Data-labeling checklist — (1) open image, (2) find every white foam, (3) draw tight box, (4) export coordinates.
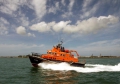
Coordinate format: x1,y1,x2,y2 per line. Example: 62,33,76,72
38,62,120,73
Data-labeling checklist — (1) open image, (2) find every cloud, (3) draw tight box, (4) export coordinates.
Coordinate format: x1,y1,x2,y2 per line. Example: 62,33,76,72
0,24,8,35
16,12,29,27
0,0,18,15
80,0,99,19
16,26,26,35
0,0,47,27
48,1,60,14
75,15,119,34
32,0,47,18
30,15,119,34
61,0,65,6
0,39,119,56
30,22,51,32
0,0,27,15
80,0,120,19
73,39,120,56
52,21,71,32
28,33,36,37
16,26,35,37
0,17,9,25
30,21,71,33
48,6,57,14
82,0,93,11
0,17,9,35
0,43,45,56
68,0,75,12
61,0,75,18
61,12,73,18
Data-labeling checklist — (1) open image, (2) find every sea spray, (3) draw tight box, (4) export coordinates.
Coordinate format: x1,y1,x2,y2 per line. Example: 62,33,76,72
38,62,120,73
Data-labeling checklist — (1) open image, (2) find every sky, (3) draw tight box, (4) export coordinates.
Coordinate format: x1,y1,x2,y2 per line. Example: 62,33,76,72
0,0,120,56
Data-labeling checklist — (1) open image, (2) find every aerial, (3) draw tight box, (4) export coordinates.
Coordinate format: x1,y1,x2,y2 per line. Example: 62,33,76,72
0,0,120,56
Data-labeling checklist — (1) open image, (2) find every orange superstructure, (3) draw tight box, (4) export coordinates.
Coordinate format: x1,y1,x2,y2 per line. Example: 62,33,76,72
41,43,79,63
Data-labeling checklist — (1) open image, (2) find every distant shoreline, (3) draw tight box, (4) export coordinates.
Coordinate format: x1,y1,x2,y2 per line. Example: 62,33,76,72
80,56,120,58
0,55,120,58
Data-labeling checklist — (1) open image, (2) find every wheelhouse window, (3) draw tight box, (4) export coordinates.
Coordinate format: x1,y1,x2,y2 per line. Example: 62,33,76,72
49,52,51,54
60,54,65,56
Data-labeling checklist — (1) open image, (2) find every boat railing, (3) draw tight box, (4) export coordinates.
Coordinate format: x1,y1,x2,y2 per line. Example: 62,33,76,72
31,52,42,56
69,50,80,58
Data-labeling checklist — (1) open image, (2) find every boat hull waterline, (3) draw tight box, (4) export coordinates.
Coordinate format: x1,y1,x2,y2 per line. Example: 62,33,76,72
29,56,85,67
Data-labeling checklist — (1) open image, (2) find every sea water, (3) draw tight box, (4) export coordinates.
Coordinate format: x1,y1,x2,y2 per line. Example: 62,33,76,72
0,58,120,84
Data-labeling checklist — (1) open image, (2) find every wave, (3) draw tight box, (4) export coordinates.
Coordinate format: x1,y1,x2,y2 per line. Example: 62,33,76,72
38,62,120,73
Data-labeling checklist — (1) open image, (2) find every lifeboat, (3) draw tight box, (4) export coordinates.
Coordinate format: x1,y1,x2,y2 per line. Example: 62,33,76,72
28,42,86,67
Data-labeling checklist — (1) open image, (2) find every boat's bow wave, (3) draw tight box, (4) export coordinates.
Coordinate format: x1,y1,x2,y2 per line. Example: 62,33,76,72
38,62,120,73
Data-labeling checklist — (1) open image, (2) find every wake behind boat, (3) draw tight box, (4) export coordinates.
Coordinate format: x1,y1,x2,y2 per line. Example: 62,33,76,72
28,41,86,67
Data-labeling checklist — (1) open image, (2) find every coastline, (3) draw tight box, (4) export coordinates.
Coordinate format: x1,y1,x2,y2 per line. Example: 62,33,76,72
0,55,120,58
